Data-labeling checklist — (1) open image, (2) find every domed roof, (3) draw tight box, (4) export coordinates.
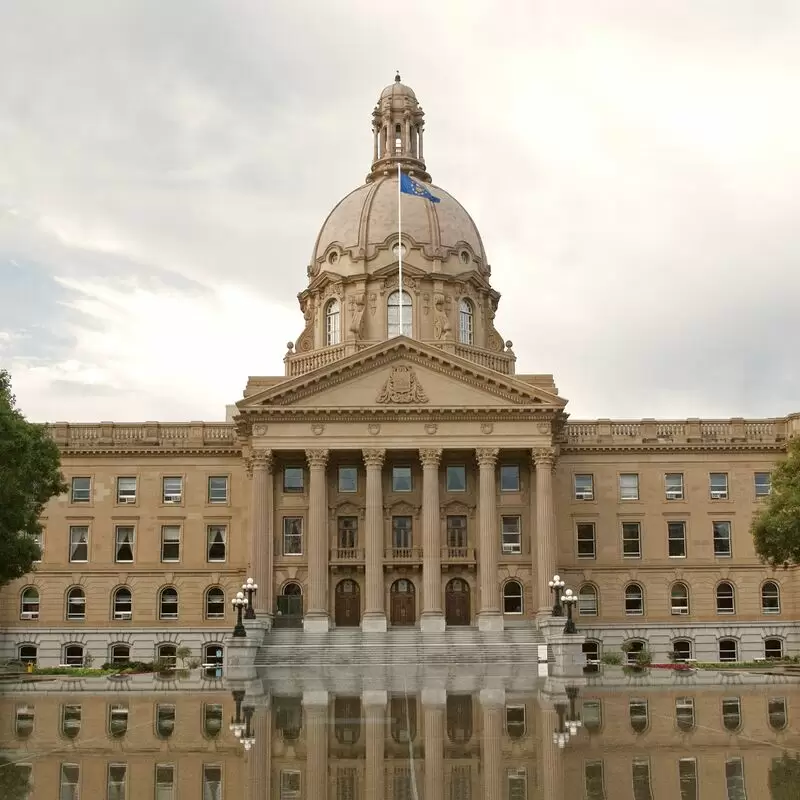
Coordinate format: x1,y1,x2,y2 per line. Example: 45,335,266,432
380,75,417,101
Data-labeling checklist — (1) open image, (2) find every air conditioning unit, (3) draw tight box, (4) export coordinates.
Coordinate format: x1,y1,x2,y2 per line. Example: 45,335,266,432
666,490,683,499
120,496,136,504
164,495,181,504
575,490,593,500
710,490,727,499
671,607,689,615
20,611,38,620
115,611,132,620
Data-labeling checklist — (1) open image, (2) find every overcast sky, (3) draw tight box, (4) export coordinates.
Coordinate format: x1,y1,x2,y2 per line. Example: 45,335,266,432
1,0,799,423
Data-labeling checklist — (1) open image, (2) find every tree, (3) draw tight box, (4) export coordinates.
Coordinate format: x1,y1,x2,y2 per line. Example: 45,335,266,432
770,752,800,800
751,439,800,567
0,369,67,587
0,757,32,800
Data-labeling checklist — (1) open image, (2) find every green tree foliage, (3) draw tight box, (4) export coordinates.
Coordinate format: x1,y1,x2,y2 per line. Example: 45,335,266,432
770,752,800,800
752,439,800,567
0,369,67,587
0,757,32,800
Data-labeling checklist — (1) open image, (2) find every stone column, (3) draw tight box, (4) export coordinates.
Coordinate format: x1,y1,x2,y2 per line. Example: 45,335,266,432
305,449,330,632
480,689,505,800
422,689,446,800
534,447,558,616
538,705,564,800
304,691,329,800
419,124,424,159
246,702,271,800
476,448,502,631
363,690,387,800
362,449,387,632
420,448,445,632
249,449,273,623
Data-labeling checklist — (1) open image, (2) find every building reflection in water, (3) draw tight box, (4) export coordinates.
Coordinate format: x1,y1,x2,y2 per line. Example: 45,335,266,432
2,676,800,799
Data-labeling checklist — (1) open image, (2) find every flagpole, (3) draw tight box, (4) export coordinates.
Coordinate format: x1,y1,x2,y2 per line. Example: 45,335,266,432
397,162,403,334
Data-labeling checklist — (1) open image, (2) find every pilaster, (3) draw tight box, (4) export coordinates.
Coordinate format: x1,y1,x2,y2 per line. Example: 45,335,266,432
305,449,330,632
363,691,387,800
303,691,329,800
534,447,558,618
422,688,446,800
480,688,505,800
476,447,503,631
362,448,388,632
420,447,445,632
249,449,273,628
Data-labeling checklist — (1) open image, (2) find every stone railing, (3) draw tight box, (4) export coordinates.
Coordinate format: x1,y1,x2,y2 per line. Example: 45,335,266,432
442,342,515,375
330,547,365,562
385,547,423,561
441,546,476,562
47,422,238,449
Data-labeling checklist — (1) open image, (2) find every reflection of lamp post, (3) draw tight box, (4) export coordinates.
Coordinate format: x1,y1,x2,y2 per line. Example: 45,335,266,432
548,575,565,617
566,686,582,737
562,589,578,634
229,690,245,738
240,704,256,751
242,578,258,620
232,592,248,638
552,701,570,748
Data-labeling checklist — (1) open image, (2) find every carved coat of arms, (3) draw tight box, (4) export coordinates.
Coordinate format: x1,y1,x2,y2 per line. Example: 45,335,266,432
376,366,429,404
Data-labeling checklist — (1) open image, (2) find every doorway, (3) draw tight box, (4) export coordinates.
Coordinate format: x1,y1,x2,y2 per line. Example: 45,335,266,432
390,579,416,626
334,579,361,627
445,578,471,626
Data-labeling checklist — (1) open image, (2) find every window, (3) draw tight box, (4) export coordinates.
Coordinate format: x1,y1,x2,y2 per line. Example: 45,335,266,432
20,587,39,619
338,516,358,549
722,697,742,731
501,516,521,555
60,764,80,800
15,704,34,738
208,476,228,503
668,521,687,557
577,523,596,558
203,703,224,738
665,472,684,500
161,525,181,562
30,529,43,561
507,768,527,800
206,587,225,619
458,299,474,344
622,521,641,558
159,587,178,620
765,637,784,660
446,465,466,492
325,299,341,346
585,761,605,800
203,644,224,679
283,466,304,493
392,516,412,549
624,584,644,615
619,473,639,501
66,587,85,620
63,645,84,667
768,697,787,730
725,758,746,800
629,698,649,733
392,465,412,492
679,759,697,800
207,524,227,562
61,704,82,737
71,476,91,503
574,474,594,500
69,526,89,562
283,517,303,555
583,640,600,663
108,764,127,800
203,765,223,800
672,639,693,662
110,644,130,665
117,476,137,503
583,701,602,732
505,705,525,739
13,764,32,798
115,526,135,562
709,472,729,500
338,466,358,492
675,697,695,731
578,584,598,616
500,464,520,491
280,769,300,800
762,581,780,614
157,643,177,669
155,765,175,800
754,472,771,497
670,582,690,615
713,521,732,556
632,759,653,800
503,580,523,614
156,704,176,738
18,644,37,667
387,290,412,337
113,587,132,620
625,640,646,665
719,638,738,662
446,515,467,549
275,696,302,740
162,476,183,503
716,581,735,614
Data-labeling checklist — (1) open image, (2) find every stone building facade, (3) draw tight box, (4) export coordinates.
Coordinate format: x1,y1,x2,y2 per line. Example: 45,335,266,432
0,75,798,667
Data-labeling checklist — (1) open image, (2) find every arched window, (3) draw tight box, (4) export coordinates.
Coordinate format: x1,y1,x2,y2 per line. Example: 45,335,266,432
458,299,474,345
505,704,525,740
395,123,402,154
63,644,85,667
205,587,225,619
624,583,644,615
325,299,341,346
578,584,598,616
761,581,780,614
719,638,738,663
390,696,417,743
109,643,130,665
629,698,649,733
203,643,224,679
624,640,647,666
670,582,690,615
18,644,37,667
334,697,362,745
447,695,473,743
675,697,695,732
502,580,523,614
61,703,81,738
156,704,176,739
387,290,412,337
112,587,132,620
722,697,741,731
159,587,178,620
156,643,177,670
66,587,85,620
672,639,693,662
20,587,39,619
765,638,784,660
715,582,735,614
276,582,303,626
768,698,788,731
582,640,601,665
109,703,128,738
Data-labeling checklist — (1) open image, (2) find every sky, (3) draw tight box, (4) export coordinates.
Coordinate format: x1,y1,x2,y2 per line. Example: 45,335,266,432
1,0,799,422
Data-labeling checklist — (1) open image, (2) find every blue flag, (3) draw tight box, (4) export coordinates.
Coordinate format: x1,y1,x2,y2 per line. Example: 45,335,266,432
400,172,441,203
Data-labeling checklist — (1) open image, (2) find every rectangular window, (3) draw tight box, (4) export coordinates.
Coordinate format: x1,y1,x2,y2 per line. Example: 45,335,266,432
768,697,787,729
632,759,653,800
506,768,527,800
679,759,698,800
202,765,222,800
668,521,687,557
283,466,304,493
392,516,412,550
12,764,31,797
162,476,182,503
500,464,520,491
70,476,91,503
208,476,229,503
505,705,526,737
577,523,596,559
446,515,467,549
108,763,127,800
665,473,684,500
338,516,358,549
280,769,301,800
60,763,80,800
392,465,412,492
713,521,732,557
574,474,594,500
338,466,358,493
161,526,181,562
117,476,137,503
207,524,227,562
675,697,695,730
619,473,640,501
501,516,521,555
710,472,729,500
582,701,602,732
622,522,641,558
69,526,89,562
446,464,466,492
114,526,135,563
283,517,303,555
30,530,43,562
754,472,771,497
155,765,175,800
584,761,605,800
725,757,746,800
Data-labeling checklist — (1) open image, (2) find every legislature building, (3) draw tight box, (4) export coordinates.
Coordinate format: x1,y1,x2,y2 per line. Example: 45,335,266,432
2,75,798,669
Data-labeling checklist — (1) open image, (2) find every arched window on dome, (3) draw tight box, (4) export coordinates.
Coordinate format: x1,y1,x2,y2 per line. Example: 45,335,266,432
395,123,402,155
387,291,412,338
458,299,474,345
325,299,341,346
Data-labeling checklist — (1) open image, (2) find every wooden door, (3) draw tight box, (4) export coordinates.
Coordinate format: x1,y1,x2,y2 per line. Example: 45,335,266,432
390,580,416,626
445,579,471,626
335,580,361,627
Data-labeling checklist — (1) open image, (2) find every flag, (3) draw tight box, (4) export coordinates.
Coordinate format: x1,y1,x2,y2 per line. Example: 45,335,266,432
400,172,441,203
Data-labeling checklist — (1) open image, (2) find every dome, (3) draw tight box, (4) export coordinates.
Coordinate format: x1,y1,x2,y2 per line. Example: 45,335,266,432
380,79,417,102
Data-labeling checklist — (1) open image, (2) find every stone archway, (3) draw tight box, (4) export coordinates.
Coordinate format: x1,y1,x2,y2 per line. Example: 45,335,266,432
445,578,471,626
334,579,361,627
390,579,416,626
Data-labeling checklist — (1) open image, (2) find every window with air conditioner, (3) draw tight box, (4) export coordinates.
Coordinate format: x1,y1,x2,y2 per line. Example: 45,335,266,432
574,473,594,500
113,588,132,620
117,476,137,503
501,516,521,554
162,476,183,503
670,583,690,615
709,472,728,499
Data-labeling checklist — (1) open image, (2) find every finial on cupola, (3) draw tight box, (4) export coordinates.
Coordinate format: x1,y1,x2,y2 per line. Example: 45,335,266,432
395,71,401,82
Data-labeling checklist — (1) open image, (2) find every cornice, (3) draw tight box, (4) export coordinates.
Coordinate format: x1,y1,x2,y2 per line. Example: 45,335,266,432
240,408,563,422
560,442,787,455
56,446,242,458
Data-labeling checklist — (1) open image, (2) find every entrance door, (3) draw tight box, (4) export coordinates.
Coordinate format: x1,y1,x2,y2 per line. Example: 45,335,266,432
445,578,471,626
390,579,416,626
335,579,361,627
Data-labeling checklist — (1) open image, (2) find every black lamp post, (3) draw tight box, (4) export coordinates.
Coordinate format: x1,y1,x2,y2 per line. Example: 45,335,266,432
548,574,565,616
229,690,245,738
566,686,582,737
552,701,569,748
240,704,256,751
231,592,248,638
242,578,258,620
562,588,578,634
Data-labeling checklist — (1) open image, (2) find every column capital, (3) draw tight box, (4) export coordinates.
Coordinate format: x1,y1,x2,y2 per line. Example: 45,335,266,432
419,447,443,467
251,448,274,472
475,447,499,468
362,448,386,468
532,446,558,468
305,448,329,468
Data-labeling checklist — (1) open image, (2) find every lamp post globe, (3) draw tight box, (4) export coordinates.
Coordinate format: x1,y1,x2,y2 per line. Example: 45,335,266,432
562,588,578,634
231,591,248,638
242,578,258,620
548,574,565,617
